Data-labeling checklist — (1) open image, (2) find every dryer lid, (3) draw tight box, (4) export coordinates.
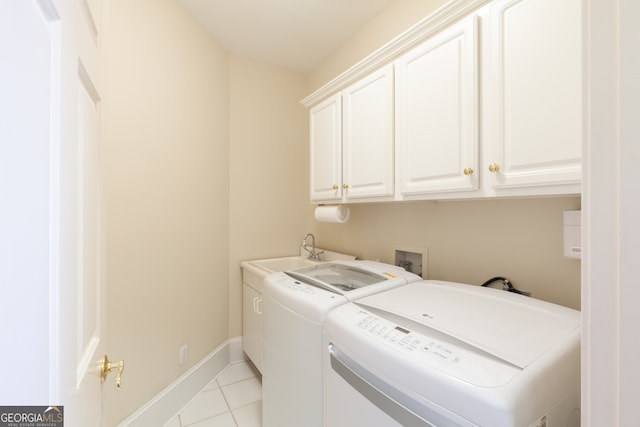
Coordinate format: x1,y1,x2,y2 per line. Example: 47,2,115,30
356,280,581,369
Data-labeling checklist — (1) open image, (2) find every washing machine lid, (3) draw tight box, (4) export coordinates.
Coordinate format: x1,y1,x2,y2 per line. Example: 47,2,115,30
285,262,390,294
356,280,581,369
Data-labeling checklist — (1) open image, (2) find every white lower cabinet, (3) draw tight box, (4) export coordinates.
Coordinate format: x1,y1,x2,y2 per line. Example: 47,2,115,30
241,268,262,372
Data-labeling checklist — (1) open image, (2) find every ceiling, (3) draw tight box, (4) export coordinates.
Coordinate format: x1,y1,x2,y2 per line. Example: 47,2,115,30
176,0,396,73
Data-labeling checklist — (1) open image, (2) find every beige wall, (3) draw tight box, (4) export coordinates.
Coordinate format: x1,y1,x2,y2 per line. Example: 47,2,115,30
228,55,314,338
101,0,230,424
99,0,582,423
316,198,581,310
308,0,449,92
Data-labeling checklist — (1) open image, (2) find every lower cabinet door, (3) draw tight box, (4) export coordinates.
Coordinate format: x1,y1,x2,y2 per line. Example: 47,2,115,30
242,283,262,372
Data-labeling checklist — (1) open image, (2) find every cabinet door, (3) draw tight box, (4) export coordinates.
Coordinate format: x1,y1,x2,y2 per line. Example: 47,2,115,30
310,93,342,201
342,64,395,200
483,0,582,193
395,15,479,197
242,283,262,372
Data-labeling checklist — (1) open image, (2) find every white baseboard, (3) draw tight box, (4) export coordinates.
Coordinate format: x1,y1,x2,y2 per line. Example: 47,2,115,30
118,337,245,427
228,336,245,363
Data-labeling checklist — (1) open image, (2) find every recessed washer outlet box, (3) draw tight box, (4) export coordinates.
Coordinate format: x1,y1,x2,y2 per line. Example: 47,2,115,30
394,246,429,278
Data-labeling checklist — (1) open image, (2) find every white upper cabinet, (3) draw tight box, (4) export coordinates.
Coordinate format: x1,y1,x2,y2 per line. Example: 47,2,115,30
310,65,394,202
342,65,394,200
395,15,479,197
310,94,342,201
304,0,582,203
482,0,582,195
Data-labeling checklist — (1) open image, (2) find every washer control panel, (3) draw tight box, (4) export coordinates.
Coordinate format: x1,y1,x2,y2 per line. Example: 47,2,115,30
274,275,340,299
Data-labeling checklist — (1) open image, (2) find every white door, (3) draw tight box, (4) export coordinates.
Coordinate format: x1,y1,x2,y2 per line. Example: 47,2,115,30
242,283,262,372
395,15,479,197
342,64,395,200
310,93,342,201
483,0,582,191
58,0,110,425
1,0,108,425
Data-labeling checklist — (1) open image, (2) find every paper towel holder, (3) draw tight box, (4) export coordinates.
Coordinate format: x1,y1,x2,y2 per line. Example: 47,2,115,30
315,204,350,223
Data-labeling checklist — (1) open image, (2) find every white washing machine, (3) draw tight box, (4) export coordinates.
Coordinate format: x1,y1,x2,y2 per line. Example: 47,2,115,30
261,260,421,427
323,280,581,427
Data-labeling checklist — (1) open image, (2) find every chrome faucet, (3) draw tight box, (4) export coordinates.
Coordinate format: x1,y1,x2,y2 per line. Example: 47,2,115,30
302,233,324,261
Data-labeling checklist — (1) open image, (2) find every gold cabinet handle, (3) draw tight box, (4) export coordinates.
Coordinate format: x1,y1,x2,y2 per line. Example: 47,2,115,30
463,167,474,176
488,163,500,173
332,184,339,190
343,184,349,189
100,355,125,388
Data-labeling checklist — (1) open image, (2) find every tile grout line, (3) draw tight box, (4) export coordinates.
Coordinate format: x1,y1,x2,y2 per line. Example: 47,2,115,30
176,362,260,427
217,378,240,427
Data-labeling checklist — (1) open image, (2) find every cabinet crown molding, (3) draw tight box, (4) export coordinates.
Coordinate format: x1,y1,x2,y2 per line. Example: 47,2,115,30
301,0,491,108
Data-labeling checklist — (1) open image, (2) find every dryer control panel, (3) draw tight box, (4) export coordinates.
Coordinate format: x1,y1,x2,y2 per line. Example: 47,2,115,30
334,304,521,387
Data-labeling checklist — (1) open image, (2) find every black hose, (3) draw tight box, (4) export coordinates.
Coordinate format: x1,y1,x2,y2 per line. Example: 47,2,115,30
480,276,531,296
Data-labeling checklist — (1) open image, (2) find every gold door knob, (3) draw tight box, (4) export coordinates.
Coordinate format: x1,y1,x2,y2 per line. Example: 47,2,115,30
463,167,474,176
343,184,349,189
488,163,500,173
332,184,338,190
100,355,125,388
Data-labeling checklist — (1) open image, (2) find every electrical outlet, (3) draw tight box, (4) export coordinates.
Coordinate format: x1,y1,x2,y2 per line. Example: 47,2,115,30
179,345,188,366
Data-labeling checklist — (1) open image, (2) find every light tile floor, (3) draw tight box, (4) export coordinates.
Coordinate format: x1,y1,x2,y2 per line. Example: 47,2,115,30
164,361,262,427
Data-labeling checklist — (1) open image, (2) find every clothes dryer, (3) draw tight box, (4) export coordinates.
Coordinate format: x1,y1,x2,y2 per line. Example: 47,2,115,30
261,260,420,427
